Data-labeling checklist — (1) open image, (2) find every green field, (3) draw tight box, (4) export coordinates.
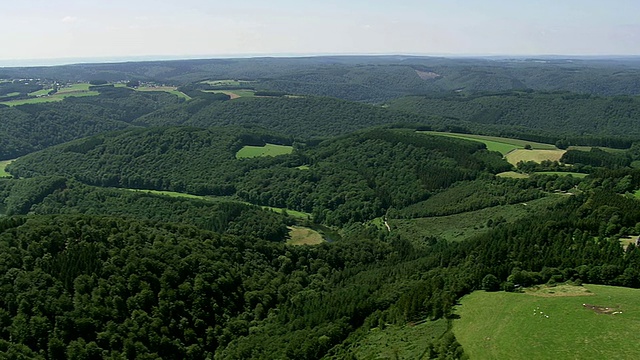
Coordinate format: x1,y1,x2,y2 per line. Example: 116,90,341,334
296,165,310,170
505,149,566,165
391,196,562,243
236,144,293,158
204,89,255,98
135,86,191,100
287,226,325,245
535,171,588,178
28,88,52,96
1,83,99,106
345,319,449,359
202,79,256,86
125,188,309,219
454,284,640,360
1,92,21,98
0,159,15,178
421,131,557,155
498,171,588,179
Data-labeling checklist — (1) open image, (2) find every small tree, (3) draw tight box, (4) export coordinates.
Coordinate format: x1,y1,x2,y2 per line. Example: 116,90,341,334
482,274,500,291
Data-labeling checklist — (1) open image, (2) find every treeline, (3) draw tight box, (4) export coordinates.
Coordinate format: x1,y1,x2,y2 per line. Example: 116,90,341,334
136,96,441,139
7,127,510,227
0,89,181,159
388,92,640,145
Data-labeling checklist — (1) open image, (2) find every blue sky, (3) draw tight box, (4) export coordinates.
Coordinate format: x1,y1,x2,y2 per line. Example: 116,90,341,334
1,0,638,64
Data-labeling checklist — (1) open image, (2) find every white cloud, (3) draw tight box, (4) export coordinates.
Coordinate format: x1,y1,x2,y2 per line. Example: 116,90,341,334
61,16,78,24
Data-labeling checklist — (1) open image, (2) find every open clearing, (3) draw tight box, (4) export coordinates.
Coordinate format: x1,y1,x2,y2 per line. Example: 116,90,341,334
124,188,309,219
134,86,191,100
346,319,449,359
236,144,293,159
0,159,15,178
201,79,256,86
505,149,566,165
204,89,255,99
1,83,99,106
287,226,325,245
421,131,556,155
498,171,588,179
391,196,562,243
619,235,638,250
454,284,640,360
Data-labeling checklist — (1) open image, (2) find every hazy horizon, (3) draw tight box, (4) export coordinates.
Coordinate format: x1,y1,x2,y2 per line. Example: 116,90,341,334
2,0,639,66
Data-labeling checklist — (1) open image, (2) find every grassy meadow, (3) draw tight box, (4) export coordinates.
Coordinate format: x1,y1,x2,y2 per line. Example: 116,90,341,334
286,226,325,245
236,144,293,159
0,159,15,178
505,149,566,165
420,131,556,155
454,284,640,360
498,171,588,179
202,79,256,86
134,86,191,100
1,83,99,106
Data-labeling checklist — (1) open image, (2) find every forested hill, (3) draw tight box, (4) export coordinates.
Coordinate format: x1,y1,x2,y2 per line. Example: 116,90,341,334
4,56,640,102
0,88,182,160
7,127,511,226
388,91,640,145
136,96,442,138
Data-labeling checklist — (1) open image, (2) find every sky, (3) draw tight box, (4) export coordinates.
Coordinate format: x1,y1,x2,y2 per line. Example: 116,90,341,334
1,0,639,65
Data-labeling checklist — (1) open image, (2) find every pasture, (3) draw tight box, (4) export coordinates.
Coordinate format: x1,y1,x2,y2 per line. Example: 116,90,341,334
420,131,556,155
204,89,255,99
235,144,293,159
134,86,191,100
1,83,99,106
454,284,640,360
202,79,256,86
505,149,566,165
287,226,325,245
498,171,588,179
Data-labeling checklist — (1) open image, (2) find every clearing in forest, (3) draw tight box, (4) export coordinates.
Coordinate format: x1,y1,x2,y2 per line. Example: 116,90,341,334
505,149,566,165
0,159,15,178
235,144,293,159
454,284,640,360
420,131,556,155
287,226,325,245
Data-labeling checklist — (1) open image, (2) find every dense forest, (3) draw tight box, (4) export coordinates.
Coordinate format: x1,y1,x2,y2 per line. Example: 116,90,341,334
2,56,640,359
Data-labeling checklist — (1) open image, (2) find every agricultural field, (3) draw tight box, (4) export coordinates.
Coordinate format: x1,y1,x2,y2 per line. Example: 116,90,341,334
454,284,640,360
204,89,255,99
498,171,588,179
0,83,99,106
201,79,256,86
134,86,191,100
391,196,563,243
420,131,557,155
235,143,293,158
0,159,15,178
505,149,566,165
345,319,449,359
286,225,325,245
28,88,52,96
125,188,309,219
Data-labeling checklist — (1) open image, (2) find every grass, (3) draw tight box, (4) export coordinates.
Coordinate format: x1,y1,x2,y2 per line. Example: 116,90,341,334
391,196,563,243
0,159,15,178
1,83,99,106
125,188,310,219
421,131,556,155
346,319,449,359
236,144,293,159
135,86,191,100
535,171,588,178
1,92,21,98
296,165,310,170
496,171,530,179
568,145,625,153
287,226,325,245
454,284,640,360
505,149,566,165
619,235,638,250
204,89,255,99
28,88,52,97
201,79,256,86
